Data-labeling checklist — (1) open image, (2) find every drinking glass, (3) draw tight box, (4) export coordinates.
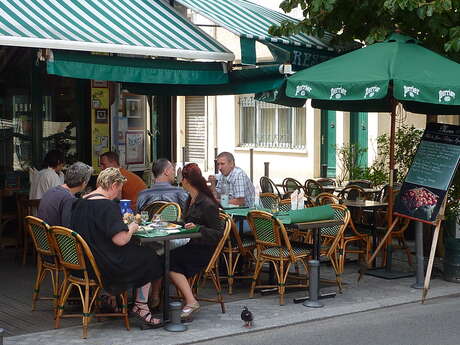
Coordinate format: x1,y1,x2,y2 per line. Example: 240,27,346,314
140,211,149,225
271,200,279,214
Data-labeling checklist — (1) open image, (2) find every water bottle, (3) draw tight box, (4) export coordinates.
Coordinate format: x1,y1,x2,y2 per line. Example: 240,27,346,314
254,185,261,209
119,199,133,219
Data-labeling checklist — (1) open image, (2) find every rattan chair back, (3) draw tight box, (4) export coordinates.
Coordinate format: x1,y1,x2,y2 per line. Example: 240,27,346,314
247,210,288,251
304,179,324,197
338,185,365,200
259,193,279,209
141,201,167,219
279,199,291,212
281,178,303,194
17,195,40,264
157,202,181,222
316,192,340,206
259,176,281,197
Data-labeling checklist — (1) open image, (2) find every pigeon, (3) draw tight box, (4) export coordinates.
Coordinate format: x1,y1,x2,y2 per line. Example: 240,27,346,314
241,306,253,328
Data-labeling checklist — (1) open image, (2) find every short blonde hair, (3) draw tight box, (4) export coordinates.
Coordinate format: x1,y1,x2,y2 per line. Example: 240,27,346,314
96,167,127,190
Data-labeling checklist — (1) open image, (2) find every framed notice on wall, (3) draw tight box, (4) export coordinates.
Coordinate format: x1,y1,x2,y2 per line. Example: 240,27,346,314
126,130,145,165
394,123,460,224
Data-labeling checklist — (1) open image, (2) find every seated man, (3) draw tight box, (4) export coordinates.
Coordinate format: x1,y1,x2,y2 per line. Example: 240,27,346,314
99,151,146,211
30,149,66,200
209,152,255,207
38,162,93,227
137,158,188,211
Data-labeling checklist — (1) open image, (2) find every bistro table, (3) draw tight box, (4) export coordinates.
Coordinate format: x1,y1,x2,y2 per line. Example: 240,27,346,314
323,186,381,197
225,207,343,307
133,227,201,331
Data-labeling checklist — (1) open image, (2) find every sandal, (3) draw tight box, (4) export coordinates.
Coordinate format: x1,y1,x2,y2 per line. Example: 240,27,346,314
181,301,200,321
132,301,163,328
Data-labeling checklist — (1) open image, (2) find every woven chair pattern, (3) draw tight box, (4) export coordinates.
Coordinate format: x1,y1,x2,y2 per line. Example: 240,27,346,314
320,207,345,236
30,222,52,252
55,233,80,266
259,193,279,209
304,179,324,197
282,178,303,194
259,176,281,198
248,210,309,305
262,246,308,257
158,202,181,222
279,199,291,212
142,201,167,219
253,217,277,244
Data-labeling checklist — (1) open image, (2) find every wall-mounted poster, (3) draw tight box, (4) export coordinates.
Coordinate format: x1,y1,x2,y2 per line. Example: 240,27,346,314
394,123,460,224
95,109,108,123
126,130,145,165
126,98,142,118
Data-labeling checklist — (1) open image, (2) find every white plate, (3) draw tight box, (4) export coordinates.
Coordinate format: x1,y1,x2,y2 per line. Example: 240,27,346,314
165,229,181,234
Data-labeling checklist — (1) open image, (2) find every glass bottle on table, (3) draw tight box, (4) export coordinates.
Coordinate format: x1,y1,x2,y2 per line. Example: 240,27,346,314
220,177,229,207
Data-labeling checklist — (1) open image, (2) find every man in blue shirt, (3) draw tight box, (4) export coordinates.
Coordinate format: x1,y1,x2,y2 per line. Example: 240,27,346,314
137,159,188,211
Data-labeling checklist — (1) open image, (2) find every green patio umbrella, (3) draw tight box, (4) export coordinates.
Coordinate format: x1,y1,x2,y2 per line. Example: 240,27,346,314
285,33,460,230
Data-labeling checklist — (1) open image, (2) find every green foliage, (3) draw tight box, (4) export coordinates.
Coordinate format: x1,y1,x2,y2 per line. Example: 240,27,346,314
446,169,460,220
336,125,423,187
271,0,460,62
335,143,367,186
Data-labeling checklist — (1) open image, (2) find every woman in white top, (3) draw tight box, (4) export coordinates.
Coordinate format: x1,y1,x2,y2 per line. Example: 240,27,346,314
30,150,65,199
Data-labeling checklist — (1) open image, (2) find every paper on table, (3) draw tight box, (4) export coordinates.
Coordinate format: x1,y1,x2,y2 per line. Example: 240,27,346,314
291,189,299,210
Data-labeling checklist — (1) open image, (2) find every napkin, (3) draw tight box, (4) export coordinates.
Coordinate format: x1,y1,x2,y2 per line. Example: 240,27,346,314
297,189,305,210
290,189,299,210
287,205,334,223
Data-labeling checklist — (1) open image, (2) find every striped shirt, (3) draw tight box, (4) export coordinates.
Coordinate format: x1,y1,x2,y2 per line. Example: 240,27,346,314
216,167,255,207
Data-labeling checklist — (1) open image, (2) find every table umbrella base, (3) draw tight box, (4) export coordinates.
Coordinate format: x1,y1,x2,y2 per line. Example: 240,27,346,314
293,291,336,304
365,268,414,280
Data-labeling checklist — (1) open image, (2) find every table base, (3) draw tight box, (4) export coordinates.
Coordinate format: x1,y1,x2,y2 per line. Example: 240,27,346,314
293,291,336,304
365,268,414,280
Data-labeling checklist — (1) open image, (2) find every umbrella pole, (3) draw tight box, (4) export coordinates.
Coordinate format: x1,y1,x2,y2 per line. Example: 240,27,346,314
388,101,396,229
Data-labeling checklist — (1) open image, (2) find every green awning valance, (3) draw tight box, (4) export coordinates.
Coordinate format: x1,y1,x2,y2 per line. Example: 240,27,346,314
124,65,285,96
47,50,229,85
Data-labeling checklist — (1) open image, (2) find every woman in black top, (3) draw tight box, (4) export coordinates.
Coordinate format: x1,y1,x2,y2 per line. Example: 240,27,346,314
71,167,162,326
152,163,222,320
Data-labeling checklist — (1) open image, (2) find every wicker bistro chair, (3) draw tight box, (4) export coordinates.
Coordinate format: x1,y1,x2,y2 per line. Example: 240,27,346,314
259,193,280,209
318,205,351,292
247,210,310,306
279,199,292,212
259,176,282,198
188,212,232,313
281,178,303,198
304,179,324,198
49,226,129,339
25,216,61,312
347,180,373,188
16,194,41,265
157,202,182,222
220,214,256,295
316,192,340,206
337,185,366,201
141,201,167,220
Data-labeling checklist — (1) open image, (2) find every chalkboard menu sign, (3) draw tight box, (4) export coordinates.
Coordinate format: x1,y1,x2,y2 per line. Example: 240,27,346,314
395,123,460,224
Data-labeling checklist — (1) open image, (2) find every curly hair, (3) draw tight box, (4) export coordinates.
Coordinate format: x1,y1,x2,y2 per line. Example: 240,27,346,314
96,167,127,190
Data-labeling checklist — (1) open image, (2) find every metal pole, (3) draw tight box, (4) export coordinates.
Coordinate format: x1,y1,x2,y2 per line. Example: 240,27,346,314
182,146,186,168
303,260,323,308
165,301,187,332
412,221,424,289
214,147,218,174
264,162,269,178
249,148,254,183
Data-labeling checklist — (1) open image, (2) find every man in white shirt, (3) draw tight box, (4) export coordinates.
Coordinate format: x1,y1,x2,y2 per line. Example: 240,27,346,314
30,150,65,199
209,152,255,207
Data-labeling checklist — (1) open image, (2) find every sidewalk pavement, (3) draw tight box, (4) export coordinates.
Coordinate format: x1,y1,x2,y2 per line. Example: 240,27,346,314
5,261,460,345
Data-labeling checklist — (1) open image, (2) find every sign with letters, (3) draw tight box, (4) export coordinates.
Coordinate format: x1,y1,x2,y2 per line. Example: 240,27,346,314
394,123,460,224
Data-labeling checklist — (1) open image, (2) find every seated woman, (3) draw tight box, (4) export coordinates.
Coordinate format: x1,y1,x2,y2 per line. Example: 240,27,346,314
70,167,162,326
151,163,222,321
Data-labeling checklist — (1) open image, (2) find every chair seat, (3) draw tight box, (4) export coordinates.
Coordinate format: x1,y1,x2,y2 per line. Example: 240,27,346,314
262,246,309,258
239,238,256,248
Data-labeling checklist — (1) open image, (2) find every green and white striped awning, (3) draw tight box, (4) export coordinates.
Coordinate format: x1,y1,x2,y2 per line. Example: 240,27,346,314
175,0,335,51
0,0,234,61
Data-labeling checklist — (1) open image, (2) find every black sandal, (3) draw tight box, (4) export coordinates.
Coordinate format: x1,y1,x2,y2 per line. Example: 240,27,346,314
132,301,163,329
